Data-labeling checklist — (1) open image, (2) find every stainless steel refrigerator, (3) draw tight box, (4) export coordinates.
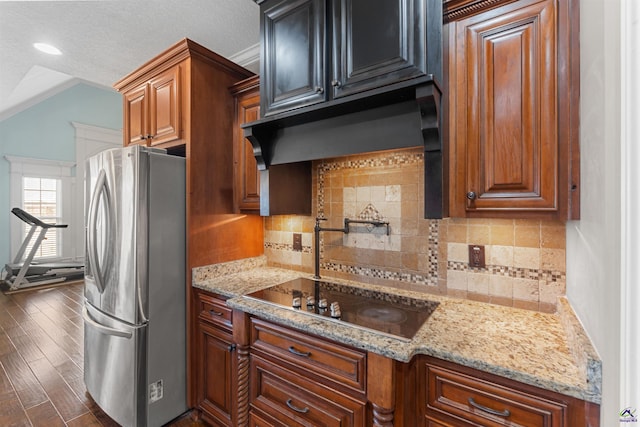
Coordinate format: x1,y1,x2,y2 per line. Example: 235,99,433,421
83,145,187,427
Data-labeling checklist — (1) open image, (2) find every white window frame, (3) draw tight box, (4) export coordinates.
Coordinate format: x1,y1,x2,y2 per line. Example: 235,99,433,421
5,155,74,262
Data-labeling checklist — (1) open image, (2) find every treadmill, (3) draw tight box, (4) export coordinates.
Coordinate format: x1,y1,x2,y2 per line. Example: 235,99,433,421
3,208,84,291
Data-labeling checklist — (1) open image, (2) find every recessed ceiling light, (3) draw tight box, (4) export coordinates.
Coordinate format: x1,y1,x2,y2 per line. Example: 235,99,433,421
33,43,62,55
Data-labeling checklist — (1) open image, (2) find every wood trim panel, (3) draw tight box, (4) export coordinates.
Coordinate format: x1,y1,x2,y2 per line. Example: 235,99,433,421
444,0,519,22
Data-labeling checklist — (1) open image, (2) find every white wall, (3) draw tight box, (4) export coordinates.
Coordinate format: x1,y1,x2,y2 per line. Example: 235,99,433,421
566,0,639,425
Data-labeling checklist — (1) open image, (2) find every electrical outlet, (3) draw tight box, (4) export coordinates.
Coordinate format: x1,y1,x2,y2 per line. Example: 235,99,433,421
468,245,485,268
293,233,302,251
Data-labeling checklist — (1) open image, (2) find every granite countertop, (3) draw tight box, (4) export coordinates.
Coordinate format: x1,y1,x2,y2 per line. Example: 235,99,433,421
193,256,601,404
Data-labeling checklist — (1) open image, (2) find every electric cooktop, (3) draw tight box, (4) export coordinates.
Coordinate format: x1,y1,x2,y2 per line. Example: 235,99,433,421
246,277,439,341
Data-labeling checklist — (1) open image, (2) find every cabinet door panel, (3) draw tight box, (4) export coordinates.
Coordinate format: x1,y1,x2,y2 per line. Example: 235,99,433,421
451,0,560,215
198,323,234,426
332,0,427,98
261,0,326,115
149,66,181,146
238,93,261,210
123,85,148,146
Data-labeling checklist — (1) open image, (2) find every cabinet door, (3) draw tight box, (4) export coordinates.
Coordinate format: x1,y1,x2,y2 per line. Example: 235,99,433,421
450,0,559,215
261,0,326,116
149,66,181,146
197,322,235,427
331,0,427,98
123,84,148,146
234,86,261,212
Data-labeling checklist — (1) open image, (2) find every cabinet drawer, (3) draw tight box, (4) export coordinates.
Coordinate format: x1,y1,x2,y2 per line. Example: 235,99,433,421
196,292,233,329
250,318,366,393
250,355,366,427
425,363,566,426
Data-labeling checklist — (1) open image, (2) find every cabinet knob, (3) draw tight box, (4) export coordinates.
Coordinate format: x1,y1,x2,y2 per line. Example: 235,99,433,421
315,86,324,94
331,80,341,88
466,191,477,200
146,134,153,140
140,135,146,141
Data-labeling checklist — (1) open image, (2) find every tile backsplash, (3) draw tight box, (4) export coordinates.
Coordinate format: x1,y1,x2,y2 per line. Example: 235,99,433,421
264,147,565,313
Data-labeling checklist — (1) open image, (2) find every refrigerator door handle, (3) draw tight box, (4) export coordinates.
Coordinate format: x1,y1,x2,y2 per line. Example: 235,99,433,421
83,307,132,339
87,169,109,293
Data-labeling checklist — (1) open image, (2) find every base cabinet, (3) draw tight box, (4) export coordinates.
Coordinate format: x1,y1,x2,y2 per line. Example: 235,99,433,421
194,291,236,427
248,318,368,426
417,356,599,427
191,306,599,427
250,355,366,427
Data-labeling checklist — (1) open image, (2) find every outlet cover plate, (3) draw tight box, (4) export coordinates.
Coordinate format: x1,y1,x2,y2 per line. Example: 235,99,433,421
468,244,485,268
293,233,302,251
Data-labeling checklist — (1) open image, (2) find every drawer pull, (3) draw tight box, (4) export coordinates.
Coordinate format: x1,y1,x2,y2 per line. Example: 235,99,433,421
468,397,511,418
286,398,309,414
209,309,223,316
288,346,311,357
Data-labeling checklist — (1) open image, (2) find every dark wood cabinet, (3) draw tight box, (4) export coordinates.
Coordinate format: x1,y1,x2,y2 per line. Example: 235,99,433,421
260,0,326,115
417,356,599,427
331,0,430,99
446,0,580,219
194,290,237,427
258,0,437,117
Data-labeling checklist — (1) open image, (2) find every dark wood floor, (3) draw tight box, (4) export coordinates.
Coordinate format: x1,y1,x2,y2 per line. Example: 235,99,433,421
0,282,204,427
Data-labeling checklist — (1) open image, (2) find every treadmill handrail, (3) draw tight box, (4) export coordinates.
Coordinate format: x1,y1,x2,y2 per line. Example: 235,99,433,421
11,207,68,229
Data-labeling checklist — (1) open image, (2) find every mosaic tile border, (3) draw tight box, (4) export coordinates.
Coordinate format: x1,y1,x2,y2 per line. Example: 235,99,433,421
265,242,312,254
447,261,566,282
323,262,438,287
316,151,439,287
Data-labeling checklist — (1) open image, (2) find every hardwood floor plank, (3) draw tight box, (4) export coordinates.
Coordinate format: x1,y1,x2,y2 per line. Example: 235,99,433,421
66,412,103,427
1,350,49,409
29,358,89,422
0,393,32,427
26,400,66,427
0,329,16,357
10,333,46,363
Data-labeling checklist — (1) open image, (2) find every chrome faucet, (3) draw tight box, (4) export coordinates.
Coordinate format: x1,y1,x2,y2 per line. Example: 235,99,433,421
313,217,390,279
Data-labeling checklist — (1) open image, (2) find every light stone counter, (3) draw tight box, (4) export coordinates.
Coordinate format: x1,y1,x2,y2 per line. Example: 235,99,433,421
193,256,601,404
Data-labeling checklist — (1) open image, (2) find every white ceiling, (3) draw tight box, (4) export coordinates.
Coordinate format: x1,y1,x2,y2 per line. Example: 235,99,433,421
0,0,261,121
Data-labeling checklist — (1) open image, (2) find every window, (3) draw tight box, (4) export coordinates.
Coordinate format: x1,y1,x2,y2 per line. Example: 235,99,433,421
22,176,62,259
6,155,74,262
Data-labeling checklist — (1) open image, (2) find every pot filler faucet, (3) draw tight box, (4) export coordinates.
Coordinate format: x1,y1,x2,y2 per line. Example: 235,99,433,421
314,217,390,279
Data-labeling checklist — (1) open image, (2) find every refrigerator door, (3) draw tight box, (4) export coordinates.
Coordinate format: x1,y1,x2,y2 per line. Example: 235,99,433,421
83,302,146,427
85,145,149,325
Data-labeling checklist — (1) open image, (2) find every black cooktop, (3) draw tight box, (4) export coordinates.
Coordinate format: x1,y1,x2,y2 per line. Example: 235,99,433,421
246,278,439,341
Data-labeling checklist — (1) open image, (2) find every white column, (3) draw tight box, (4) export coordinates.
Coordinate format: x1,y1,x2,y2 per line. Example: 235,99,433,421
619,0,640,419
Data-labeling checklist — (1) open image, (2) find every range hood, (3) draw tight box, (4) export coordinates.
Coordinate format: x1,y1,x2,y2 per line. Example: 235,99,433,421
243,79,444,218
243,0,445,219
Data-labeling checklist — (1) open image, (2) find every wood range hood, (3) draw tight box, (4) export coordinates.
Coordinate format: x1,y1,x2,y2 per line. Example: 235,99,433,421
242,0,445,218
242,78,445,218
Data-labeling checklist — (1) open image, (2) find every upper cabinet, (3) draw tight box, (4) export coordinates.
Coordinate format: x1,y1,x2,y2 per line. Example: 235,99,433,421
119,62,182,148
260,0,326,115
445,0,580,220
258,0,440,117
231,76,262,213
331,0,430,99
